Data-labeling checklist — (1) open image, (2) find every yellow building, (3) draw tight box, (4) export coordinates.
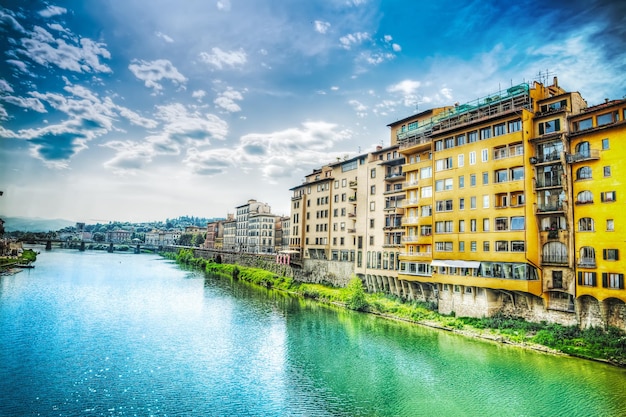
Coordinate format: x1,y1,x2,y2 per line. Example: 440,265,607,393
394,81,582,320
568,98,626,327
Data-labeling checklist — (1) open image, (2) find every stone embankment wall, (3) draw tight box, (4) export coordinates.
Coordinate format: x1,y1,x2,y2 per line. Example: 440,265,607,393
187,248,354,287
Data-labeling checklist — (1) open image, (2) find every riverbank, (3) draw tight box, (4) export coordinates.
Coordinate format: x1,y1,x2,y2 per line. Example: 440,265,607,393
165,249,626,367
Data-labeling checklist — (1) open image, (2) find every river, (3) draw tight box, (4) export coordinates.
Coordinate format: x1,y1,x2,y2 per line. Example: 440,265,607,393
1,249,625,416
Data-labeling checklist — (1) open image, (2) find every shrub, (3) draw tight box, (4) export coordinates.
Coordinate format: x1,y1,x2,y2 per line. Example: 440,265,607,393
343,277,368,311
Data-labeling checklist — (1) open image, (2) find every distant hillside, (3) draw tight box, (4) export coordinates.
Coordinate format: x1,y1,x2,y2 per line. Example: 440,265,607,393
0,216,76,232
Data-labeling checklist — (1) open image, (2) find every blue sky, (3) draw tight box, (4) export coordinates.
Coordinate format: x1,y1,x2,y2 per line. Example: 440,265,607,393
1,0,624,223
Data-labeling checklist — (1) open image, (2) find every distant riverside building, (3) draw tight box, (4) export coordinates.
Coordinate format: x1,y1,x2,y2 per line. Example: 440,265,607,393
288,76,626,329
107,229,132,243
275,216,290,253
145,230,181,246
235,199,272,253
223,215,237,251
205,217,228,249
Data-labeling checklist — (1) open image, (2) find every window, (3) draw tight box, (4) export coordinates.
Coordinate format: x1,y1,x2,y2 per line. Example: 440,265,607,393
510,216,525,230
602,273,625,289
459,198,465,210
493,123,506,136
576,190,593,204
603,249,619,261
420,166,432,179
482,172,489,185
578,217,594,232
470,174,476,186
470,196,476,209
495,241,509,252
604,166,611,177
495,217,509,231
470,241,477,252
602,138,610,150
578,271,597,287
370,201,375,211
459,175,465,189
511,241,525,252
597,113,614,126
576,118,592,131
482,195,490,208
470,219,477,232
551,271,563,289
435,241,453,252
457,134,466,146
371,168,376,178
435,221,453,233
435,157,453,171
483,241,490,252
510,167,524,181
576,166,592,180
459,241,465,252
575,142,591,157
370,185,376,194
435,180,444,192
370,219,375,228
421,186,432,198
480,127,491,140
435,140,443,151
468,131,478,143
459,220,466,232
495,169,508,183
607,219,614,231
469,151,476,165
580,246,596,266
508,119,521,132
601,191,616,202
435,199,453,212
444,137,455,149
421,205,432,216
539,119,560,134
482,218,490,231
444,178,453,190
481,149,488,162
458,154,464,167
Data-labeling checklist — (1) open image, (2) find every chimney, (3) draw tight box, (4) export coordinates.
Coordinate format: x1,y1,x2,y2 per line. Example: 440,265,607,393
553,76,558,87
376,145,383,151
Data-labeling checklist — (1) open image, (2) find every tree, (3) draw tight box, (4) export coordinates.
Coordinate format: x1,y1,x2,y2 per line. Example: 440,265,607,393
192,233,206,247
93,232,105,242
177,233,193,246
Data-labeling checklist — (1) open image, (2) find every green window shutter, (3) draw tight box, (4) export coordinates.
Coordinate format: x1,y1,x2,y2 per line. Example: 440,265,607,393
539,124,544,135
602,273,608,288
603,249,607,259
620,274,625,290
592,272,597,287
555,119,560,131
578,271,582,285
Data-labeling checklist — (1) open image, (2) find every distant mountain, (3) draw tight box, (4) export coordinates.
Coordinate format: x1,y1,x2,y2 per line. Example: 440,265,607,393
0,216,76,232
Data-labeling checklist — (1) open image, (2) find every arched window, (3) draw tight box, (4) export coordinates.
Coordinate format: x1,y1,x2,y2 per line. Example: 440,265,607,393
578,217,594,231
576,166,592,180
575,141,590,157
576,190,593,204
543,241,567,264
579,246,596,266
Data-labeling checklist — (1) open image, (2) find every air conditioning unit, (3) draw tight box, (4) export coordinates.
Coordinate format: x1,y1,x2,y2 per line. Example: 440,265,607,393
529,157,538,164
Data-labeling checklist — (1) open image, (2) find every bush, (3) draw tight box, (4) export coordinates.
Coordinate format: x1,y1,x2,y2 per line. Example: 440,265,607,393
343,277,368,311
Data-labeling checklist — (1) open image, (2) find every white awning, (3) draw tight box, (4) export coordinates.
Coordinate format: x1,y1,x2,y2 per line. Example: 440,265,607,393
431,260,480,269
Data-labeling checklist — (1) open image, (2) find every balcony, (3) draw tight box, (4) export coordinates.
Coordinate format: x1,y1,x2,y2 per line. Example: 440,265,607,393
535,178,562,189
402,216,419,225
566,149,600,163
348,195,357,202
578,257,596,268
536,203,565,214
349,180,357,189
347,228,356,233
542,255,568,265
348,212,356,218
404,180,419,189
385,172,406,182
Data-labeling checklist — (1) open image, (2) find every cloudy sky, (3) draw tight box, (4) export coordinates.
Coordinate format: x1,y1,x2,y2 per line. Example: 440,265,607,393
1,0,624,223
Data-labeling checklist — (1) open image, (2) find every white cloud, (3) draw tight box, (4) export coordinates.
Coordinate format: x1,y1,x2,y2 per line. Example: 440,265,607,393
392,43,401,52
155,31,174,43
38,6,67,18
339,32,371,50
199,47,247,69
387,80,421,95
19,26,112,73
192,90,206,100
348,99,367,118
128,59,187,93
0,95,47,113
214,87,244,112
216,0,231,11
0,79,14,93
314,20,331,34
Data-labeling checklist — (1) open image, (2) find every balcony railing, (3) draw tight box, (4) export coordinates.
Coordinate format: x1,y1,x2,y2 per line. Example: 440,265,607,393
578,257,596,268
402,216,419,225
566,149,600,163
536,178,562,188
536,203,565,213
542,255,568,265
349,180,357,188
